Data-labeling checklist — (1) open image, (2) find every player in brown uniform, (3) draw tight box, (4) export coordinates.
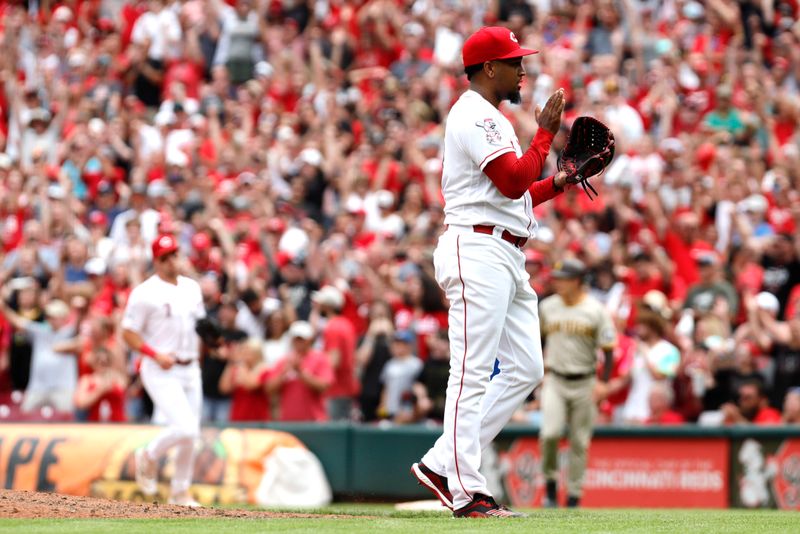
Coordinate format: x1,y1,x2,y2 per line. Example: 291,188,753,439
539,259,616,507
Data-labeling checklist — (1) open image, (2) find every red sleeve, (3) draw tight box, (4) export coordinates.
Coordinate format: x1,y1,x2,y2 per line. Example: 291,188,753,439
755,408,783,425
323,323,342,352
528,175,565,206
483,128,555,199
785,283,800,321
312,352,335,386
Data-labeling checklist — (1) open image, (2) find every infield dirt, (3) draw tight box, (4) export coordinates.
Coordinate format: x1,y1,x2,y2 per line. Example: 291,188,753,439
0,489,340,519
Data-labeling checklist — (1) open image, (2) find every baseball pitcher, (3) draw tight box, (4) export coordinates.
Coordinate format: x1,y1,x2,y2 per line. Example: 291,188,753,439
410,26,574,519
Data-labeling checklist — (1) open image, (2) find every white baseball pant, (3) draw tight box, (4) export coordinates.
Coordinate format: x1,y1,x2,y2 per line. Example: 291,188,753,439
421,226,544,509
140,358,202,495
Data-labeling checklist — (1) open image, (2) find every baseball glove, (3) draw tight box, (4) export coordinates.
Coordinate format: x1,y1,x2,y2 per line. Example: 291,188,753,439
195,317,223,348
557,116,615,200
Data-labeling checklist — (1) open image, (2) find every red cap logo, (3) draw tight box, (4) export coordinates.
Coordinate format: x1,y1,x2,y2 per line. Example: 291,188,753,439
152,234,179,259
462,26,538,68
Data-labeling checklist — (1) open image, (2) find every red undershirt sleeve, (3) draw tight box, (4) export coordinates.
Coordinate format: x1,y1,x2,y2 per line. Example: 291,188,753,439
483,128,557,200
527,174,564,206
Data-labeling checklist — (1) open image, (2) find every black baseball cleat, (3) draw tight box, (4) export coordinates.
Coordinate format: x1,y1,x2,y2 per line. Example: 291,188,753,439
411,462,453,510
567,495,581,508
543,479,558,508
453,493,527,518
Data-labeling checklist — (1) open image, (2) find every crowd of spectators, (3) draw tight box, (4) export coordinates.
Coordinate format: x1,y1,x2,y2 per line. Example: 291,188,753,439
0,0,799,428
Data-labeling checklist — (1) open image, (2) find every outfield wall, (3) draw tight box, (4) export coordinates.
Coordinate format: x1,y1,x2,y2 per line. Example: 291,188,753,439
264,423,800,510
2,423,799,509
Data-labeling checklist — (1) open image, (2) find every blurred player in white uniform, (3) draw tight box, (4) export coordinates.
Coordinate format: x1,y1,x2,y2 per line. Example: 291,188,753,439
411,26,569,518
122,234,206,506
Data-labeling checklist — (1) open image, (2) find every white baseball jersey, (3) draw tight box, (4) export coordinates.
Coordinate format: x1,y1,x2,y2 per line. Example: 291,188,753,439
441,90,537,238
122,274,205,361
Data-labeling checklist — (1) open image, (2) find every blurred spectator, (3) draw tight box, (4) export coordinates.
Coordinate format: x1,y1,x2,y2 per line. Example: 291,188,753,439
722,381,782,425
2,220,60,279
128,0,182,107
588,260,625,319
393,269,448,361
235,288,274,339
378,329,422,424
214,0,262,85
734,291,780,376
263,307,293,366
219,337,271,422
73,347,128,423
0,277,44,393
356,299,394,422
622,312,681,423
0,290,81,414
683,251,738,321
617,247,673,329
524,247,550,296
268,321,333,422
273,256,317,321
651,208,710,291
784,388,800,424
699,331,764,410
702,85,744,143
312,285,357,420
108,184,160,250
645,382,685,425
201,298,247,424
596,333,634,424
52,314,124,387
757,298,800,408
412,328,450,423
760,234,800,318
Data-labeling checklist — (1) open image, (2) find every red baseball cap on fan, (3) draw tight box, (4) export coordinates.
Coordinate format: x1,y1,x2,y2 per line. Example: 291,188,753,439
462,26,538,68
191,232,212,251
152,234,179,259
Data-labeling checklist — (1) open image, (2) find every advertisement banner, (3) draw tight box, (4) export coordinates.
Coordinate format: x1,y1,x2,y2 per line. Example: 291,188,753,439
501,437,729,508
0,424,328,506
731,437,800,510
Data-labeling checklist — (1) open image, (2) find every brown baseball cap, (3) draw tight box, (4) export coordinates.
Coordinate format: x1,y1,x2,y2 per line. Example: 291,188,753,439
551,259,587,279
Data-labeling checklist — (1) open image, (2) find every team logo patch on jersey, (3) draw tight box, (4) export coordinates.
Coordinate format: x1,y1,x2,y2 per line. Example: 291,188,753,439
475,118,502,145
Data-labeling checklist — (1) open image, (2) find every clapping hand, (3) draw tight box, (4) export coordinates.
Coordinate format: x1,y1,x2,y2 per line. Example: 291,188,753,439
535,89,565,135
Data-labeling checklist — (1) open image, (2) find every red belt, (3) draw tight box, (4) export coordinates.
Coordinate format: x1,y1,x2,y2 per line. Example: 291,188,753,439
472,225,528,249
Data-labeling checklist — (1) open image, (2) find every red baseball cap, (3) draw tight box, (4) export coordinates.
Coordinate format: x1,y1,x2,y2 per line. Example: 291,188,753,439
191,232,212,251
265,217,286,234
152,234,179,259
88,210,108,227
462,26,538,68
524,248,544,264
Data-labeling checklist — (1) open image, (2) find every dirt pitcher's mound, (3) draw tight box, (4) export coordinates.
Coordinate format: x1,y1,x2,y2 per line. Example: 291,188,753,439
0,489,340,519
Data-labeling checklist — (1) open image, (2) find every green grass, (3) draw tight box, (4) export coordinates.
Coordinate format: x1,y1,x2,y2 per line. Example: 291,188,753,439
2,507,799,533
